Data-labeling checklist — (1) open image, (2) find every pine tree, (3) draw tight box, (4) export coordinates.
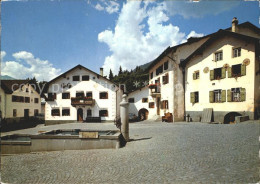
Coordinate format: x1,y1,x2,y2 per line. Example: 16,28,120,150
109,69,114,80
119,66,123,75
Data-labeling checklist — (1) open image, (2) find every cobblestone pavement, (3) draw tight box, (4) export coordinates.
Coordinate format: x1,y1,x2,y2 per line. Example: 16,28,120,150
1,121,260,183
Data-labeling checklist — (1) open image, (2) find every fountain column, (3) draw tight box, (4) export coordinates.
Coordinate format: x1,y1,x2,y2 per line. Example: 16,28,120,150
120,94,129,142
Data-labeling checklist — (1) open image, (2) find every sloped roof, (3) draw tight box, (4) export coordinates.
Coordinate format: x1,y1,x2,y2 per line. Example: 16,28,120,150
47,64,118,86
179,29,260,68
225,21,260,34
147,21,259,71
1,80,29,94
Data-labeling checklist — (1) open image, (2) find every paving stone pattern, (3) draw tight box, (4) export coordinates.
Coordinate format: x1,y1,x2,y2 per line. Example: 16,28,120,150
1,121,259,183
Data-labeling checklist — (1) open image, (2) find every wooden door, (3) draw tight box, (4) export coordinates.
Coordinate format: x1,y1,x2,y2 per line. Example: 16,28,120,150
77,108,83,121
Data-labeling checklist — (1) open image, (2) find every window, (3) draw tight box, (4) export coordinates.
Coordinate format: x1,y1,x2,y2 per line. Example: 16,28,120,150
76,92,84,98
51,109,60,116
193,71,199,80
233,47,241,58
215,51,223,61
34,109,39,116
99,110,108,117
156,65,163,75
150,72,153,79
62,109,70,116
149,102,155,108
87,109,92,117
164,61,169,70
25,97,30,103
73,75,80,81
86,92,92,99
82,75,89,81
190,92,199,103
100,92,108,99
48,93,56,100
210,67,226,80
62,93,70,99
161,100,168,109
13,109,17,117
227,88,246,102
163,74,169,84
142,98,148,103
12,95,18,102
209,90,226,103
34,98,39,103
26,88,29,93
128,98,134,103
228,64,246,78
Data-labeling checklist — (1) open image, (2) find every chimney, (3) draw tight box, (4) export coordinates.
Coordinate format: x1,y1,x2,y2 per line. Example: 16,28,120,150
100,67,103,77
232,17,238,33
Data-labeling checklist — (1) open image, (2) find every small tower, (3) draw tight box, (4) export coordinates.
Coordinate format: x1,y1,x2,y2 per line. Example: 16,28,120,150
232,17,238,33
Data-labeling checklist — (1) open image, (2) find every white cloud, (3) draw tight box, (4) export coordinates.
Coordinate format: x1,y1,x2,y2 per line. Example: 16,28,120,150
95,3,104,11
165,0,240,19
94,0,120,14
98,1,204,75
1,51,61,81
186,31,204,39
1,51,6,61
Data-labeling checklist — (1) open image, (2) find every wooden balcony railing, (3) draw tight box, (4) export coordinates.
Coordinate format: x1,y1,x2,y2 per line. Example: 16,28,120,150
71,97,95,106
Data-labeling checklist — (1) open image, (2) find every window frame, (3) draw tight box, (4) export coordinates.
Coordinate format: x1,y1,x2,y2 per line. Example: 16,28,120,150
149,102,155,108
62,109,70,116
51,109,60,116
233,47,241,58
99,110,108,117
62,92,70,99
34,98,39,103
214,51,223,61
72,75,80,81
99,92,108,99
142,98,148,103
82,75,90,81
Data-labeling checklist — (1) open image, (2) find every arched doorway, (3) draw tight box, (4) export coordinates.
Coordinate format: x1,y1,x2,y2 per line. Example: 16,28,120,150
77,108,83,122
138,108,149,121
224,112,242,124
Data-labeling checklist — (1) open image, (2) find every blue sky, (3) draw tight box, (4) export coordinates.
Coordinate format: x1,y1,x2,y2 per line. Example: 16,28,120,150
1,0,259,81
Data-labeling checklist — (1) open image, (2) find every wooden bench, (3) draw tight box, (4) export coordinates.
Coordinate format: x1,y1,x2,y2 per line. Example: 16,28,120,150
85,117,101,123
162,112,173,122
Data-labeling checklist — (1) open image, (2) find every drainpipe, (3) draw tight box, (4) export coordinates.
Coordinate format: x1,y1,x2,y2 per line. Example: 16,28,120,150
182,67,186,120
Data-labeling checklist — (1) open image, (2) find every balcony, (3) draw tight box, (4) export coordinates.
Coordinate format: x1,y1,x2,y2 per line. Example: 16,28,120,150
149,84,161,97
71,97,95,106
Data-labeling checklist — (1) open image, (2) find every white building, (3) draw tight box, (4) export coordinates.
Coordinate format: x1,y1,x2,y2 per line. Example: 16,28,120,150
127,86,157,120
0,80,41,123
44,65,123,125
180,19,260,123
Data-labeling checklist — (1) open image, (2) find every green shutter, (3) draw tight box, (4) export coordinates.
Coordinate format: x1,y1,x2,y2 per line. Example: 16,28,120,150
190,92,195,103
228,67,232,78
240,88,246,101
193,73,196,80
221,68,226,79
209,91,214,103
241,64,246,76
221,90,226,102
210,70,214,80
227,89,232,102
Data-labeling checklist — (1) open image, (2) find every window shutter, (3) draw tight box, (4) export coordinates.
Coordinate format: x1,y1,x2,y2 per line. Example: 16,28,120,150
228,67,232,78
54,93,57,99
193,73,196,80
190,92,195,103
209,91,214,103
221,68,226,79
210,70,214,80
221,90,226,102
241,64,246,76
240,88,246,101
227,89,232,102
